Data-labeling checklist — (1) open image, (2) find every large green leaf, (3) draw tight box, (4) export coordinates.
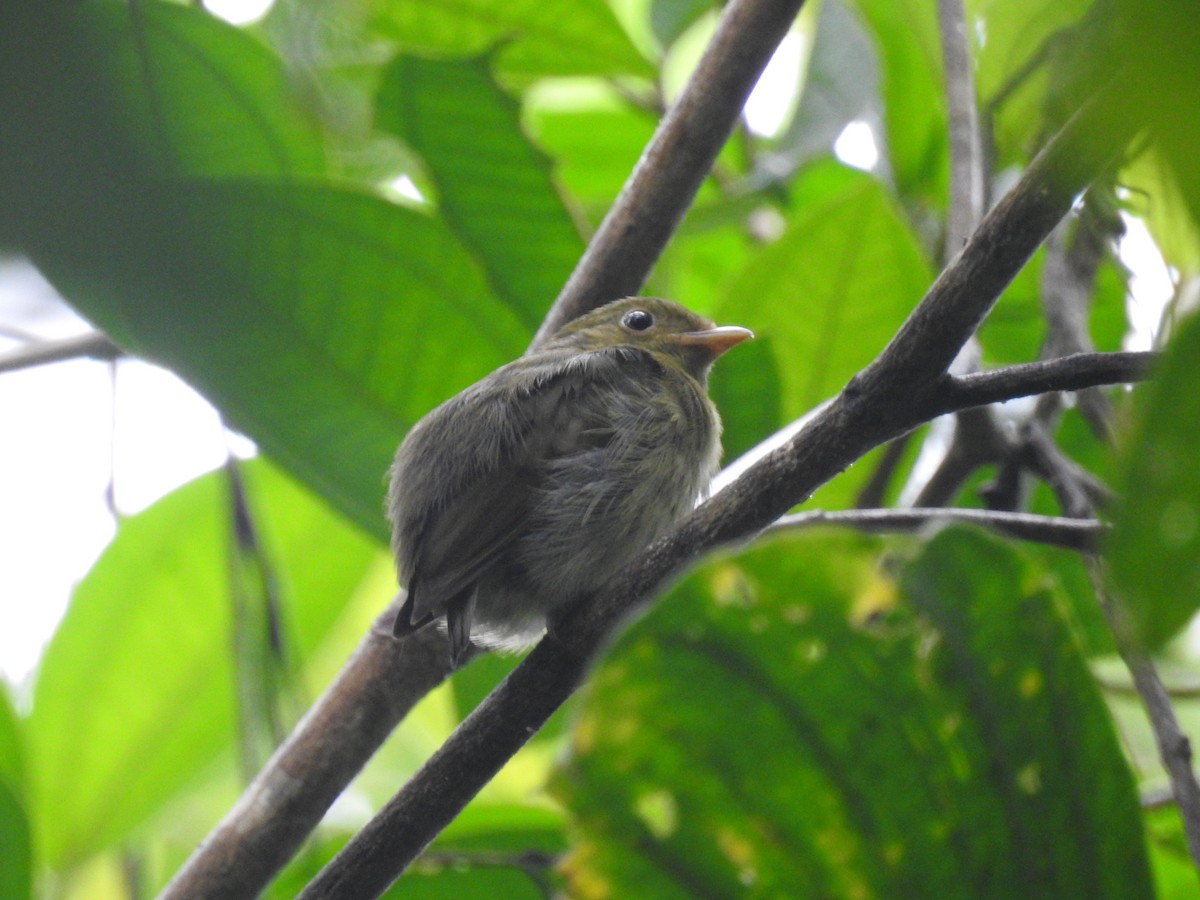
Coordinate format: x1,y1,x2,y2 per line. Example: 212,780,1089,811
525,86,657,219
557,528,1151,897
0,780,29,900
81,0,326,179
0,689,28,900
969,0,1097,165
847,0,946,208
2,5,533,536
376,54,583,328
716,161,933,419
1108,311,1200,647
46,179,529,540
26,460,378,868
367,0,651,83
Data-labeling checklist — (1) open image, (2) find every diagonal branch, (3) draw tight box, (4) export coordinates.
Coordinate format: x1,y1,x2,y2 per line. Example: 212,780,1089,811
296,89,1143,900
530,0,807,347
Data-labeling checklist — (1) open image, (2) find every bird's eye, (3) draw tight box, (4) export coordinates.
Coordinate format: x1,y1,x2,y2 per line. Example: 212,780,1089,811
621,309,655,332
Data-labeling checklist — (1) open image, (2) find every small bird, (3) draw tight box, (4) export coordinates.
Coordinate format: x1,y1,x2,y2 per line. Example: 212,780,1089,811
387,296,752,665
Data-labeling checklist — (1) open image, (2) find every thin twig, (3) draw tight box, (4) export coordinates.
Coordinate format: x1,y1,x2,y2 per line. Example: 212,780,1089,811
937,0,984,258
929,351,1158,416
1090,562,1200,875
0,331,121,373
768,507,1103,552
297,92,1141,900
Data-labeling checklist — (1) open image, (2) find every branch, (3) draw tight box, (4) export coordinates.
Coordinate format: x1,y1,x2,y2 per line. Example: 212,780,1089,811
297,87,1141,900
1091,563,1200,875
158,602,466,900
936,0,984,258
0,330,120,373
529,0,807,347
927,351,1158,416
768,507,1103,552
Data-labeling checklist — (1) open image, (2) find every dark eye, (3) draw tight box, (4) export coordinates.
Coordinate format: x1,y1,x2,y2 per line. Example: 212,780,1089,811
621,309,654,332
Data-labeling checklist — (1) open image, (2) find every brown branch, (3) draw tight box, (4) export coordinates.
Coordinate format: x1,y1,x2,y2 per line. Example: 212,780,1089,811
296,88,1141,900
158,601,467,900
936,0,984,258
1091,563,1200,876
928,351,1158,416
769,507,1103,552
529,0,807,347
0,331,121,373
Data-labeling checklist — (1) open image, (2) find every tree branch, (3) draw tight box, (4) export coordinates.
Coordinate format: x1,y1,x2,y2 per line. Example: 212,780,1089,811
297,87,1142,900
936,0,984,258
1091,563,1200,875
927,351,1158,416
158,601,467,900
768,507,1103,552
529,0,807,347
0,330,120,373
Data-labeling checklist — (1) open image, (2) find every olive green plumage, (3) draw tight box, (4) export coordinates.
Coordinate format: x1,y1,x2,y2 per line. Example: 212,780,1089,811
387,296,752,664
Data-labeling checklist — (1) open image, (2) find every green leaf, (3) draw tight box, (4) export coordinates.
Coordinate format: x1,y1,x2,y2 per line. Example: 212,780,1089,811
526,86,657,217
376,54,583,328
0,688,29,900
847,0,946,207
368,0,651,83
717,162,933,418
1108,311,1200,647
969,0,1097,164
27,460,377,868
557,528,1151,897
709,335,783,463
0,778,30,900
46,179,530,539
81,0,326,179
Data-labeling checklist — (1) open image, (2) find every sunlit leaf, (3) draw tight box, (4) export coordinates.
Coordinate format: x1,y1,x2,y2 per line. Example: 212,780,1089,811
45,180,530,539
81,1,326,178
368,0,651,83
1108,311,1200,647
0,688,28,900
717,161,933,418
558,528,1151,897
27,461,377,867
848,0,947,208
376,54,583,328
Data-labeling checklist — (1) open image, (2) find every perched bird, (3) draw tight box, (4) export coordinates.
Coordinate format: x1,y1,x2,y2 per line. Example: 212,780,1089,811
387,296,752,665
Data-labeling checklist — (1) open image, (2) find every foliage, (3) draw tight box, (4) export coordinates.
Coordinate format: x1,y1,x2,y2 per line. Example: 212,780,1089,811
1,0,1199,897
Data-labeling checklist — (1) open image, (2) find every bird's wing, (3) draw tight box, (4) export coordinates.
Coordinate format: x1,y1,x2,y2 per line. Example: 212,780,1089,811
395,351,609,632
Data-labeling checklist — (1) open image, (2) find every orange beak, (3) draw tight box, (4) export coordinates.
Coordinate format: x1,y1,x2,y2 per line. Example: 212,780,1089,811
676,325,755,357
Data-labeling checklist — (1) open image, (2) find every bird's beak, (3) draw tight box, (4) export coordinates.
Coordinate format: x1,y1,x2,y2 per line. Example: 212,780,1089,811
676,325,754,357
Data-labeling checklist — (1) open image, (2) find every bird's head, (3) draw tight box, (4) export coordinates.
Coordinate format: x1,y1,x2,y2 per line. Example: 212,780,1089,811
549,297,753,383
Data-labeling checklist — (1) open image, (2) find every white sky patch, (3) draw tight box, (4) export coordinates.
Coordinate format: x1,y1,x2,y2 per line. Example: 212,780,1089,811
1119,213,1174,350
0,262,256,684
834,120,880,171
744,31,805,138
205,0,276,26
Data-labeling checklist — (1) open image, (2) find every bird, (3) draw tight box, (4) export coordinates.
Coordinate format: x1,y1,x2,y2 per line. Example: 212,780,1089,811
387,296,752,665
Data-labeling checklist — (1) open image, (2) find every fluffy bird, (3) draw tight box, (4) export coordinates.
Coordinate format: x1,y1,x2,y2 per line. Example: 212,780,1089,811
387,296,752,664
